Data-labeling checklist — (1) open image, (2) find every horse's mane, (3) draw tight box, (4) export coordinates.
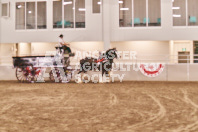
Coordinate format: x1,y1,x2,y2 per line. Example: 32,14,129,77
105,48,117,60
105,48,116,54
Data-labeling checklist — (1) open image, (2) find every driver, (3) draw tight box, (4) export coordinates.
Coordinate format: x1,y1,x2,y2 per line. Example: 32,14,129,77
59,34,72,54
58,34,72,66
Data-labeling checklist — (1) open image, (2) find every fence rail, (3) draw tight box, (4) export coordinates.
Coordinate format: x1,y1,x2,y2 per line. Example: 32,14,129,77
0,54,198,66
1,54,198,81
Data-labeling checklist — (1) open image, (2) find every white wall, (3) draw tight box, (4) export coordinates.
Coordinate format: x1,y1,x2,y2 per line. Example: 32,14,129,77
0,41,103,65
103,0,111,50
1,0,198,47
31,42,56,55
70,41,104,52
31,41,104,55
112,41,169,55
0,0,2,44
18,43,31,56
0,43,15,65
111,41,169,63
0,0,103,43
0,0,2,64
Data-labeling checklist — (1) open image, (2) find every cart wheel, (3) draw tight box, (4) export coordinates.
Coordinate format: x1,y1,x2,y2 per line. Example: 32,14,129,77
16,67,28,83
64,69,73,83
16,66,36,83
49,68,63,83
49,68,72,83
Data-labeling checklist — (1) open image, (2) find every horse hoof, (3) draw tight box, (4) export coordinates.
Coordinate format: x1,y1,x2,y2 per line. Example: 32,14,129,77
99,80,103,83
76,80,82,84
106,80,110,83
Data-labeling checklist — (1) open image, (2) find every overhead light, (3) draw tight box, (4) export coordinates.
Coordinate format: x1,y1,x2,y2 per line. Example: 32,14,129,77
97,2,101,5
173,14,181,17
28,11,32,14
119,1,123,4
172,0,174,2
63,1,72,5
17,5,22,8
172,7,180,9
120,8,129,11
78,8,86,11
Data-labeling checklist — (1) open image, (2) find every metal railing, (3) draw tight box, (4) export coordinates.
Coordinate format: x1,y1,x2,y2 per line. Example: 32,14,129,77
0,54,198,66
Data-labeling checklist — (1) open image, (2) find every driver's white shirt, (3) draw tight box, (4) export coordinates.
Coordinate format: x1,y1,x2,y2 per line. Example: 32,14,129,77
58,38,65,47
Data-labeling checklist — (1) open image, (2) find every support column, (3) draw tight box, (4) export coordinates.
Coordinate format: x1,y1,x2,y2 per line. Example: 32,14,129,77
0,0,2,64
102,0,111,50
0,0,2,44
48,0,53,31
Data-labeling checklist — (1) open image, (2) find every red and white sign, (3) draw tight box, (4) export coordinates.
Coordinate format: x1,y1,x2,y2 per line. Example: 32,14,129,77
138,63,165,77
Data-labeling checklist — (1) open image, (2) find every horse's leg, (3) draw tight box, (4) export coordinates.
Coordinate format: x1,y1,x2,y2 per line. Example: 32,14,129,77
76,65,84,83
105,71,111,83
77,70,82,74
78,63,89,83
76,73,82,83
99,67,105,83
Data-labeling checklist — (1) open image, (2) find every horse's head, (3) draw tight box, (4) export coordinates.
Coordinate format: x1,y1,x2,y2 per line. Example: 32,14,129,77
105,48,120,60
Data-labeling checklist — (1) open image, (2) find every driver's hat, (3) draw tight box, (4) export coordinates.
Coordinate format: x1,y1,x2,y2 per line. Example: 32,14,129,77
59,34,63,38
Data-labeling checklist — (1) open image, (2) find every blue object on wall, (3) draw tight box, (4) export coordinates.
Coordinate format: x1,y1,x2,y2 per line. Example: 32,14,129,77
64,21,71,27
157,18,161,24
134,18,140,24
143,18,150,24
190,16,197,23
57,20,71,27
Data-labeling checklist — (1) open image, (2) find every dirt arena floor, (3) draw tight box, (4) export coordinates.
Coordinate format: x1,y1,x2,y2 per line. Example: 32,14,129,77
0,81,198,132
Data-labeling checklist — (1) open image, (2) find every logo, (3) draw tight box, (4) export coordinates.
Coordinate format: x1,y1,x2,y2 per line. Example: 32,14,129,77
139,63,165,77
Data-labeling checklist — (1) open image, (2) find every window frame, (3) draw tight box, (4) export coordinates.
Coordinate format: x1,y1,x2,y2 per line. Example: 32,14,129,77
26,1,36,30
119,0,162,28
172,0,198,27
52,0,86,30
37,1,47,29
172,0,188,27
15,1,47,31
92,0,102,14
1,2,10,18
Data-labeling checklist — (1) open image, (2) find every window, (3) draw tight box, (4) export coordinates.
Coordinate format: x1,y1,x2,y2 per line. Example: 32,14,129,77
148,0,161,26
53,0,86,29
26,2,36,29
92,0,101,13
53,1,62,28
134,0,146,27
64,0,74,28
172,0,198,26
16,2,25,29
37,2,47,29
119,0,161,27
173,0,186,26
119,0,132,27
16,1,47,30
1,3,9,17
188,0,198,26
75,0,85,28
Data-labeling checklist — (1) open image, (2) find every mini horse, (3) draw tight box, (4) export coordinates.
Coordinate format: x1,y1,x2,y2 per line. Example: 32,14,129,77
77,48,119,82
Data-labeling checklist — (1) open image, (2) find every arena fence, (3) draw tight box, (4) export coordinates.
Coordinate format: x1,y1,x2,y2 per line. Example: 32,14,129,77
0,54,198,81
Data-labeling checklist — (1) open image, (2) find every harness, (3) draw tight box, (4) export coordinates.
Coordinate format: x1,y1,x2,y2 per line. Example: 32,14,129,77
96,58,105,63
